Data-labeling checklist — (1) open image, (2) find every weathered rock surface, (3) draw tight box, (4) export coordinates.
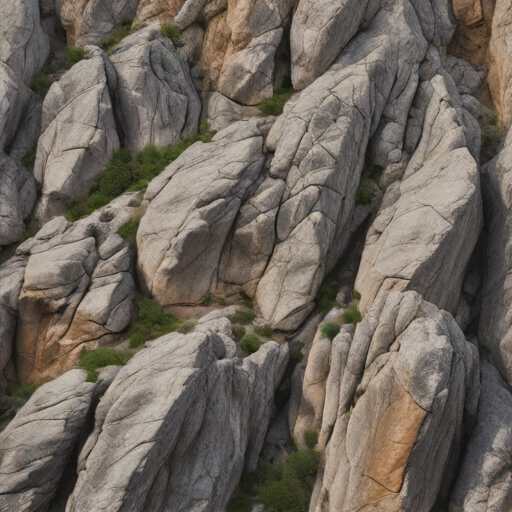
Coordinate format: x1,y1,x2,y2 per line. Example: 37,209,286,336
61,0,139,46
355,74,482,316
202,92,261,132
13,196,137,384
66,323,289,512
0,370,94,512
110,25,201,154
309,291,480,511
449,360,512,512
34,50,120,223
254,0,428,330
135,0,186,26
137,120,265,305
488,0,512,130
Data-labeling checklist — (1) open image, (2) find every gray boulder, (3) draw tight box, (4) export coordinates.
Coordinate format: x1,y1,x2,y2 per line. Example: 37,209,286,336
0,370,94,512
110,25,201,154
34,50,120,223
66,323,289,512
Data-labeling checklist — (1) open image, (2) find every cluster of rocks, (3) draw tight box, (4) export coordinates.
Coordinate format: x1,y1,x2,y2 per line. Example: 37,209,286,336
2,0,512,510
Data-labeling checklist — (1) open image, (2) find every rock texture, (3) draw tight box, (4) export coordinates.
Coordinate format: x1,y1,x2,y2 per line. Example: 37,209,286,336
355,73,482,315
309,291,480,511
66,322,289,512
0,370,94,511
110,25,201,154
137,120,265,305
34,50,120,223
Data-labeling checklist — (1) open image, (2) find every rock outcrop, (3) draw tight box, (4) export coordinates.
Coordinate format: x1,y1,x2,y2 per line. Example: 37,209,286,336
66,323,289,512
0,370,94,512
34,50,120,223
309,291,480,511
110,25,201,154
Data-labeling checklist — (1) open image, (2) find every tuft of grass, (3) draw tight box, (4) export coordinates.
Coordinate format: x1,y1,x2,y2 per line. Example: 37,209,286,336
66,46,86,68
29,66,55,97
240,333,261,356
304,429,319,449
228,309,256,326
259,87,293,116
178,319,197,334
7,383,38,402
355,178,374,206
128,293,182,348
316,280,339,314
117,219,139,243
232,324,246,341
78,348,131,382
481,114,503,159
353,290,361,300
161,23,180,44
22,149,36,171
321,322,341,341
291,344,304,362
101,24,132,53
342,302,362,325
255,325,273,338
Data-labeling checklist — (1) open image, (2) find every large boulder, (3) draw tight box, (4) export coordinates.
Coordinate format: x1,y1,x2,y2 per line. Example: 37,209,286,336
12,196,138,384
66,323,289,512
309,291,480,511
109,25,201,154
253,0,428,330
34,50,120,223
0,370,94,512
134,0,186,26
137,120,265,305
449,360,512,512
355,74,482,316
60,0,139,46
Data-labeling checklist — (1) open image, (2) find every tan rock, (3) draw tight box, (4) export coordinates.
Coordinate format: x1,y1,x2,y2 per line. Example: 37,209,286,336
134,0,185,26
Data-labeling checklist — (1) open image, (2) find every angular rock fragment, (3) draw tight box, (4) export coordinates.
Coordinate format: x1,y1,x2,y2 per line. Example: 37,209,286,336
67,324,289,512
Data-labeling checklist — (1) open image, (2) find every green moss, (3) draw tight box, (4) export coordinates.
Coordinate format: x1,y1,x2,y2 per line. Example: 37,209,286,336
355,178,375,206
117,219,139,243
7,383,38,401
232,324,246,341
66,46,86,68
128,293,182,348
255,325,273,338
304,429,319,449
101,23,132,53
78,348,131,382
228,309,256,325
342,302,362,325
29,67,55,97
161,23,180,44
240,333,261,356
321,322,341,341
22,149,36,171
259,87,293,116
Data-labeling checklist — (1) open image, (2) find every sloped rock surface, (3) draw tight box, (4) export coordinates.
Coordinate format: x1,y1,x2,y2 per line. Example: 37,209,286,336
135,0,186,26
109,25,201,154
0,370,94,512
310,291,480,511
66,324,289,512
355,73,482,316
254,0,428,330
34,50,120,223
449,360,512,512
137,120,265,305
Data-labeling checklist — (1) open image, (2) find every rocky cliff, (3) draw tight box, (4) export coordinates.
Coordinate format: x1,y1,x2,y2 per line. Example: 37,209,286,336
1,0,512,511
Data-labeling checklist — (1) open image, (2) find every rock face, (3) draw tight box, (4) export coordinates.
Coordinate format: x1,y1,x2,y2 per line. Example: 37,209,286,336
135,0,186,27
12,197,137,384
109,25,201,154
253,0,428,330
309,291,480,511
0,370,94,512
449,360,512,512
34,50,120,223
137,120,265,305
60,0,139,46
66,323,289,512
355,73,482,315
488,0,512,130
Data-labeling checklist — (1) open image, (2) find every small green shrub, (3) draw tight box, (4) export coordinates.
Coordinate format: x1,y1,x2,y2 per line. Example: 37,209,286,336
128,293,182,348
227,494,252,512
66,46,86,68
482,116,503,159
161,23,180,44
117,219,139,243
316,280,339,313
255,325,273,338
22,149,36,171
178,319,197,334
8,383,38,401
353,290,361,301
232,324,246,341
78,348,131,382
355,178,374,205
240,333,261,356
98,149,134,197
342,302,362,325
29,67,55,97
101,24,132,53
288,450,321,479
304,429,319,449
228,309,256,325
291,344,304,362
321,322,341,340
259,87,293,116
